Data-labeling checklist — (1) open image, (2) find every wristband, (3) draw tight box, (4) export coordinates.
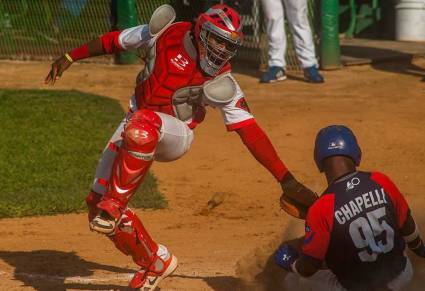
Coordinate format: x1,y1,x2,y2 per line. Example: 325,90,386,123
64,53,74,63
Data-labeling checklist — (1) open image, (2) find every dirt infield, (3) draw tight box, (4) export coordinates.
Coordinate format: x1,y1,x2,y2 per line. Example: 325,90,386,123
0,58,425,291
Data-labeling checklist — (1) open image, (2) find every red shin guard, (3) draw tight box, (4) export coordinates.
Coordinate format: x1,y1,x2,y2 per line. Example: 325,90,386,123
98,110,162,219
85,191,103,222
109,208,165,272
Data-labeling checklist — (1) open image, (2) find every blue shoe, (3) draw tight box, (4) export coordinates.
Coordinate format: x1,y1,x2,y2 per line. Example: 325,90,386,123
260,66,287,83
304,66,324,83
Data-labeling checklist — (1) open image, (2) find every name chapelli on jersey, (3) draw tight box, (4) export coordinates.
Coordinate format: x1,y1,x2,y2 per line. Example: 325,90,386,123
335,188,388,225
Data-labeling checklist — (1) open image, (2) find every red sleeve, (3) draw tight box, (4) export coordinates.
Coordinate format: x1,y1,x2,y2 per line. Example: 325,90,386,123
69,31,123,61
226,118,256,131
69,43,90,61
99,30,123,54
371,172,410,229
302,194,335,261
235,122,288,181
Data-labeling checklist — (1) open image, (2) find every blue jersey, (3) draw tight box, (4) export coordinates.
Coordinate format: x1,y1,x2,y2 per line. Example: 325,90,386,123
302,171,410,291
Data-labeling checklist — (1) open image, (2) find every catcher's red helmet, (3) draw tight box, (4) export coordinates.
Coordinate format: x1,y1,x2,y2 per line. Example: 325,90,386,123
195,4,243,76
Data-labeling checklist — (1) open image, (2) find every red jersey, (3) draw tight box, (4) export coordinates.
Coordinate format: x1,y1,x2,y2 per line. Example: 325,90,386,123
302,171,410,291
117,22,254,130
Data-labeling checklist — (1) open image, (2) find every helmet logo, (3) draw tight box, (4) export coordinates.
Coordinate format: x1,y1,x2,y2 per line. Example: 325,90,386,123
328,140,345,150
230,31,239,41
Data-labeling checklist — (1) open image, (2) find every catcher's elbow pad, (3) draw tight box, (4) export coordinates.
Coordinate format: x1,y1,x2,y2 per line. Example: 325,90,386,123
149,4,176,37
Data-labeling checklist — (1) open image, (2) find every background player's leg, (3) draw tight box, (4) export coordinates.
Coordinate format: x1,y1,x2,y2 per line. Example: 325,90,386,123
283,0,318,69
260,0,286,69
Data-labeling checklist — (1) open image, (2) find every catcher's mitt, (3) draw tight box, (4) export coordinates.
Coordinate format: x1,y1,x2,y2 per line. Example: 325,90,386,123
280,194,314,219
280,172,319,219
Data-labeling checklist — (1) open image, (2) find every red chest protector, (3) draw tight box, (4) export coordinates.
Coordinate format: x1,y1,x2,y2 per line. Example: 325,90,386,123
134,22,230,119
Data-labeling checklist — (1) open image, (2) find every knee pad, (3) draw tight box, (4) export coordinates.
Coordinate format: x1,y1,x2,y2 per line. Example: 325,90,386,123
124,109,162,155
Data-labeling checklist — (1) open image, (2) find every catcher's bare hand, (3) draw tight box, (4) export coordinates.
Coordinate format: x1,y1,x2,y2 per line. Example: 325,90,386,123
45,55,72,85
280,172,318,219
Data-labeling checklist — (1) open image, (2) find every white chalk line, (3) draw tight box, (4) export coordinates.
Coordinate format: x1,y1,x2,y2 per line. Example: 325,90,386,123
0,269,227,284
0,270,133,283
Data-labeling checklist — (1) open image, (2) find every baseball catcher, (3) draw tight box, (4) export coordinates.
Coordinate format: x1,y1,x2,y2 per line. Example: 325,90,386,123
45,4,317,290
275,125,424,291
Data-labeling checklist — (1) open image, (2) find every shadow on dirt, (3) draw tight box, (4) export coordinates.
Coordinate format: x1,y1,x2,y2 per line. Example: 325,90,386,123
232,62,307,83
372,57,425,80
232,62,262,79
341,45,425,80
0,250,134,291
172,273,243,291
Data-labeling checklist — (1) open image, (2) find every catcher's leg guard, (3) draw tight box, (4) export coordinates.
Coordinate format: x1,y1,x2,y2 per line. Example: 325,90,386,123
129,253,178,290
90,110,162,234
109,208,178,289
85,190,103,222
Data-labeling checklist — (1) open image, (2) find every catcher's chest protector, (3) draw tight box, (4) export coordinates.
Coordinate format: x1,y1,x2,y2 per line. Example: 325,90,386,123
135,22,229,123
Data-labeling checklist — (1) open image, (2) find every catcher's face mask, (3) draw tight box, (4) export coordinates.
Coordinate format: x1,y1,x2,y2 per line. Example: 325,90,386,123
195,5,243,76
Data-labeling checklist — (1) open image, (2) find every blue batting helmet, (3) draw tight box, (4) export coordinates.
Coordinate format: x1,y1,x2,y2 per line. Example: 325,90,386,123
314,125,362,172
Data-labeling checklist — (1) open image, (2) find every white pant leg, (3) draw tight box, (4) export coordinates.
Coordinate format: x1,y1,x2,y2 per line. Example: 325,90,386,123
154,112,194,162
387,256,413,291
91,94,193,193
283,0,318,68
283,270,347,291
260,0,286,68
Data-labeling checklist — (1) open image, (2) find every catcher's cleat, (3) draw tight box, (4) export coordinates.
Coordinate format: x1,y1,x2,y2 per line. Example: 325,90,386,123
89,210,117,234
129,254,178,290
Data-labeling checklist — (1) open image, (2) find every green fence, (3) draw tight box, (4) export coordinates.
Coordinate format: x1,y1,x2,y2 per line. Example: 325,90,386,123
0,0,318,71
0,0,168,60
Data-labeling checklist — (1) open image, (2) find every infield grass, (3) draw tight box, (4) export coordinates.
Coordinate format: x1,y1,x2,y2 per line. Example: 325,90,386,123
0,89,166,218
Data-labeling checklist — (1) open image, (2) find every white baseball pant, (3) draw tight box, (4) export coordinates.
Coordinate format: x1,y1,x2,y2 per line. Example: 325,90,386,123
91,96,193,195
260,0,318,69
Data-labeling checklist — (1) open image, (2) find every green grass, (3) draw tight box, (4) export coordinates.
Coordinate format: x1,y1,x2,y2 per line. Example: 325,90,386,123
0,89,166,218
